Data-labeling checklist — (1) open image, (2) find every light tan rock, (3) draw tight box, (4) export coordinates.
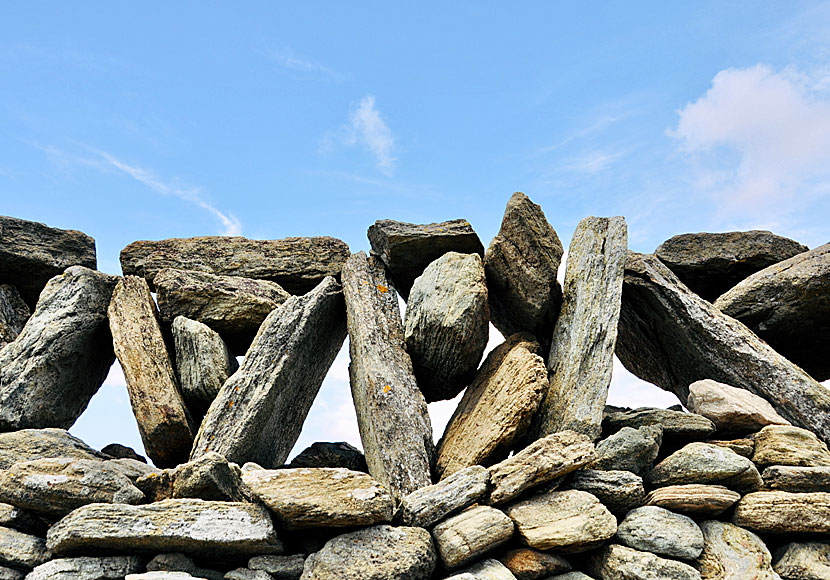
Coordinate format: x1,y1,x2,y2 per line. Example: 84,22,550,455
752,425,830,468
733,491,830,534
432,506,514,569
644,485,741,516
25,555,143,580
698,520,779,580
774,542,830,580
498,547,571,579
762,465,830,492
0,526,49,569
687,379,789,432
706,439,754,458
0,429,105,471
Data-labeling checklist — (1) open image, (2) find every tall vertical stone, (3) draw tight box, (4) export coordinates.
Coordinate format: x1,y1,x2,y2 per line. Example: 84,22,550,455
528,216,627,441
342,252,434,501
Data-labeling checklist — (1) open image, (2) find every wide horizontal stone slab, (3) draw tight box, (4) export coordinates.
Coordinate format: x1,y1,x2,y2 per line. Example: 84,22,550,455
432,505,514,569
644,484,741,516
733,491,830,534
248,554,306,578
647,442,762,492
0,429,105,471
752,425,830,468
762,465,830,493
25,555,143,580
602,407,715,443
398,465,488,528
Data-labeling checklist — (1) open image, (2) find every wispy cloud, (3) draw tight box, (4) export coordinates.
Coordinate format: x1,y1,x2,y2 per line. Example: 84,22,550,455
263,44,343,80
346,96,397,175
556,149,627,174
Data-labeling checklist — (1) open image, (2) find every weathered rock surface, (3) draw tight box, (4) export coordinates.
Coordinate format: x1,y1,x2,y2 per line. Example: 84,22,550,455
530,216,627,440
172,316,238,419
367,218,484,299
191,277,346,469
504,489,616,551
488,431,596,505
341,252,433,501
0,561,24,579
774,542,830,580
644,485,741,516
25,555,142,580
0,285,28,350
615,506,703,560
484,192,564,346
715,242,830,381
648,442,762,492
171,453,248,502
752,425,830,468
241,467,393,529
287,442,367,473
733,491,830,534
0,429,105,470
127,574,207,579
654,230,807,302
436,334,547,478
591,426,662,475
249,554,306,579
706,438,754,458
688,379,789,433
0,504,42,535
225,569,271,580
566,470,645,515
145,553,197,574
547,574,593,580
398,465,488,528
498,547,571,579
602,407,715,443
46,500,283,556
0,526,49,569
588,544,701,580
450,558,518,580
0,215,97,308
0,267,116,430
156,269,290,355
100,443,146,463
120,236,349,295
698,520,779,580
615,252,830,442
299,525,435,580
404,251,489,402
135,470,173,503
433,506,514,569
108,276,193,468
763,466,830,492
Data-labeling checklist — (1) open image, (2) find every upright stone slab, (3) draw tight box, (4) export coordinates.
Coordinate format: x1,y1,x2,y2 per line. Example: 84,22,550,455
404,252,489,402
615,252,830,443
0,267,116,430
484,192,564,346
191,277,346,469
0,285,28,350
108,276,193,468
341,252,433,501
0,215,97,307
120,235,349,295
529,216,627,441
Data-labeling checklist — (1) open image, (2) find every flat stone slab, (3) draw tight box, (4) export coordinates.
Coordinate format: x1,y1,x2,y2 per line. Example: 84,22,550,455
398,465,488,528
774,542,830,580
0,526,49,570
588,544,701,580
698,520,778,580
432,506,514,569
616,506,703,560
687,378,789,433
0,429,105,471
733,491,830,534
762,466,830,493
752,425,830,468
25,555,142,580
566,469,645,515
648,442,762,492
644,484,741,516
248,554,306,578
602,407,715,443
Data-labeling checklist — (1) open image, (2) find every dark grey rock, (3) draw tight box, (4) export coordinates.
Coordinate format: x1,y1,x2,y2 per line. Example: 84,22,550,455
615,506,704,560
602,407,715,443
100,444,147,463
698,520,778,579
0,526,49,570
647,442,762,492
590,426,662,475
172,453,249,502
249,555,305,580
224,569,271,580
432,506,514,569
0,429,105,470
566,470,645,515
588,544,701,580
763,466,830,492
774,542,830,580
25,555,142,580
0,503,43,535
0,285,28,350
146,553,197,573
287,442,367,473
398,465,488,528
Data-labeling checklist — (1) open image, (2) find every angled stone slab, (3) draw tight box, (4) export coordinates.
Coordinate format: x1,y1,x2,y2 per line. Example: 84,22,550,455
25,555,142,580
733,491,830,534
108,276,193,468
529,216,627,441
341,252,433,501
615,252,830,443
398,465,488,528
432,505,514,569
698,520,778,580
120,235,349,295
0,266,116,430
191,277,346,469
0,429,105,470
0,284,28,350
566,469,645,516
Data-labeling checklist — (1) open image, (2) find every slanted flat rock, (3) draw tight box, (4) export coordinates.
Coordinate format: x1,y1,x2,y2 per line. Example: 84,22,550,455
367,218,484,299
404,252,489,402
432,506,514,569
399,465,488,528
616,506,703,560
645,485,741,516
101,443,146,463
436,334,547,478
25,555,142,580
706,438,754,458
484,192,564,346
715,243,830,381
752,425,830,468
733,491,830,534
191,277,346,469
774,542,830,580
687,379,789,433
288,442,367,473
171,453,248,502
615,252,830,442
0,429,105,471
504,489,616,552
0,285,28,350
156,269,290,354
698,520,779,580
602,407,715,443
0,267,116,430
172,316,238,419
498,547,571,579
299,525,435,580
588,544,701,580
488,431,596,505
0,215,97,308
241,467,393,530
249,554,306,579
655,230,807,302
529,216,627,440
566,470,645,515
46,499,283,556
590,426,662,475
763,466,830,492
647,442,762,492
120,236,349,295
449,559,518,580
0,526,49,570
341,252,433,501
109,276,193,468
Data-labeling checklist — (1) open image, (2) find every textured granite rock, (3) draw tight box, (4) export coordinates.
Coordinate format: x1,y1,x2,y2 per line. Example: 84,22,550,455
588,544,701,580
432,506,514,569
108,276,193,468
0,526,49,569
0,567,23,580
733,491,830,534
706,439,754,458
687,379,790,433
615,506,703,560
644,485,741,516
191,277,346,469
0,285,28,350
446,558,518,580
698,520,779,580
498,547,571,579
0,267,116,430
762,466,830,492
602,407,715,443
171,453,249,502
0,429,105,470
566,470,645,515
398,465,488,528
530,216,627,440
249,554,306,579
647,442,762,492
436,334,547,478
774,542,830,580
25,556,142,580
287,442,367,473
404,251,489,401
590,426,662,475
752,425,830,468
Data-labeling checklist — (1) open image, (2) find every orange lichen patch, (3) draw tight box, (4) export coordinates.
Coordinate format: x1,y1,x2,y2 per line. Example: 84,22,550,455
377,284,389,293
228,401,234,408
383,385,392,393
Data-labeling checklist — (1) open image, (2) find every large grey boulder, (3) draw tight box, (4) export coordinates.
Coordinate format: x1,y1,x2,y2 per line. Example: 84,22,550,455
287,442,367,473
120,235,349,295
654,230,807,302
752,425,830,468
46,500,283,556
644,485,741,517
172,316,239,419
762,466,830,493
0,526,49,570
341,253,433,501
484,192,564,346
404,252,489,402
0,215,97,308
498,547,571,579
615,252,830,442
698,520,779,580
0,267,116,430
566,470,645,515
647,442,762,492
0,429,105,470
715,243,830,381
156,269,290,355
367,218,484,299
588,544,701,580
590,426,662,475
733,491,830,534
25,556,142,580
432,506,514,569
435,334,547,479
602,407,715,443
398,465,489,528
615,506,703,560
0,285,28,350
109,276,193,468
529,216,627,440
774,542,830,580
687,379,789,433
191,277,346,469
299,525,436,580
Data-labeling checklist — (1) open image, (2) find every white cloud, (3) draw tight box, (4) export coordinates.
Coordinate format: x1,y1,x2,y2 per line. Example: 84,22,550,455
348,96,397,175
264,45,342,80
557,149,626,174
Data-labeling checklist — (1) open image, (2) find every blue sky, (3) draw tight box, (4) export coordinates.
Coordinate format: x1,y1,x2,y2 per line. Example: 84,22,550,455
3,3,829,460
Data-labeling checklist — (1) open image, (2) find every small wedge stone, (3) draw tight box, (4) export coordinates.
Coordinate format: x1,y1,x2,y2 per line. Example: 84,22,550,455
288,442,367,473
171,453,249,502
248,555,305,579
